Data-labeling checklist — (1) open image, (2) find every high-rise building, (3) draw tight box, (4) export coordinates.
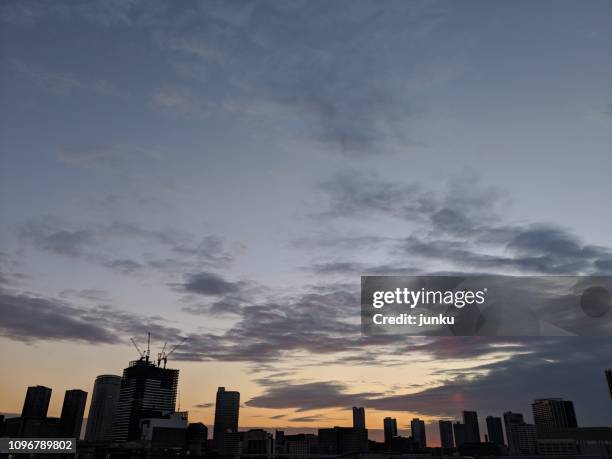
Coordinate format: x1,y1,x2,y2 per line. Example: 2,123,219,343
352,407,366,430
606,369,612,399
111,358,179,442
503,411,536,455
85,375,121,443
463,411,480,443
510,423,537,454
503,412,524,454
411,418,426,448
21,386,52,418
59,389,87,438
213,386,240,452
383,417,397,445
453,422,467,447
486,416,504,445
439,420,454,449
532,399,578,432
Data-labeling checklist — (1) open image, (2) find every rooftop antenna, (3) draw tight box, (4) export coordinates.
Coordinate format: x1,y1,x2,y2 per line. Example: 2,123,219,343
130,337,145,359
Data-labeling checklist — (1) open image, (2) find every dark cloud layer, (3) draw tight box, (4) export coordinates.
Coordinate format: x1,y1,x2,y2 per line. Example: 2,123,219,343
313,173,612,276
18,218,239,277
0,289,182,345
247,337,612,424
183,271,244,296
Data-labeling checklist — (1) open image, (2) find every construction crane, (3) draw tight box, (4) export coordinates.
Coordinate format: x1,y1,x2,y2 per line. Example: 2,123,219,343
157,342,167,367
132,333,186,367
145,332,151,363
130,337,145,359
160,337,187,368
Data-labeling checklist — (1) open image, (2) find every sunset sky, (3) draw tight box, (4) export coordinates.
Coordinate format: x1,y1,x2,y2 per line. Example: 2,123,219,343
1,0,612,444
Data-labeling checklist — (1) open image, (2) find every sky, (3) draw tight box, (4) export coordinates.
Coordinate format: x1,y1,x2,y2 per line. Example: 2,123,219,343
1,0,612,444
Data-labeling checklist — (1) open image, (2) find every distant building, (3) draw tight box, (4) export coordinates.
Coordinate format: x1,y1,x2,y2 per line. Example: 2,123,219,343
486,416,504,445
21,385,52,418
59,389,87,438
111,358,179,442
140,411,188,451
214,387,240,456
186,422,208,456
243,429,274,458
318,426,368,454
462,410,480,443
219,431,242,458
503,412,536,455
353,407,366,430
411,418,426,448
85,374,121,443
532,398,578,432
383,417,397,445
275,432,317,459
537,427,612,457
389,435,418,453
453,422,467,447
439,420,454,449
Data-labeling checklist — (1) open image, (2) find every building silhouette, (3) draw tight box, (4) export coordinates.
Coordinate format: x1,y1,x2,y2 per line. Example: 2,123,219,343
463,411,480,443
453,422,467,447
85,374,121,443
213,386,240,454
319,426,368,455
352,407,366,430
439,420,454,449
606,369,612,399
532,398,578,432
411,418,426,448
21,385,52,418
186,422,208,456
111,358,179,442
503,411,537,455
383,417,397,445
486,416,504,445
59,389,87,438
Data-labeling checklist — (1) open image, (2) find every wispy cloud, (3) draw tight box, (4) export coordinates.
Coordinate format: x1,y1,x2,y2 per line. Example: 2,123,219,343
10,60,121,96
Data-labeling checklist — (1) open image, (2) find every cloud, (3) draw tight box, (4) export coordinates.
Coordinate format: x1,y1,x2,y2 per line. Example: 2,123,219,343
194,402,214,409
57,144,165,167
19,218,239,274
245,337,612,425
366,337,612,423
58,288,111,302
317,171,429,219
151,85,211,117
144,1,462,154
0,290,117,344
0,0,143,27
183,271,244,296
0,288,183,346
10,60,120,96
312,172,612,276
20,221,95,257
247,381,375,412
0,252,28,286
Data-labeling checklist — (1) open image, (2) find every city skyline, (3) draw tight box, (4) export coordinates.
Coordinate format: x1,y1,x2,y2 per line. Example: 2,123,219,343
1,0,612,444
2,357,611,447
